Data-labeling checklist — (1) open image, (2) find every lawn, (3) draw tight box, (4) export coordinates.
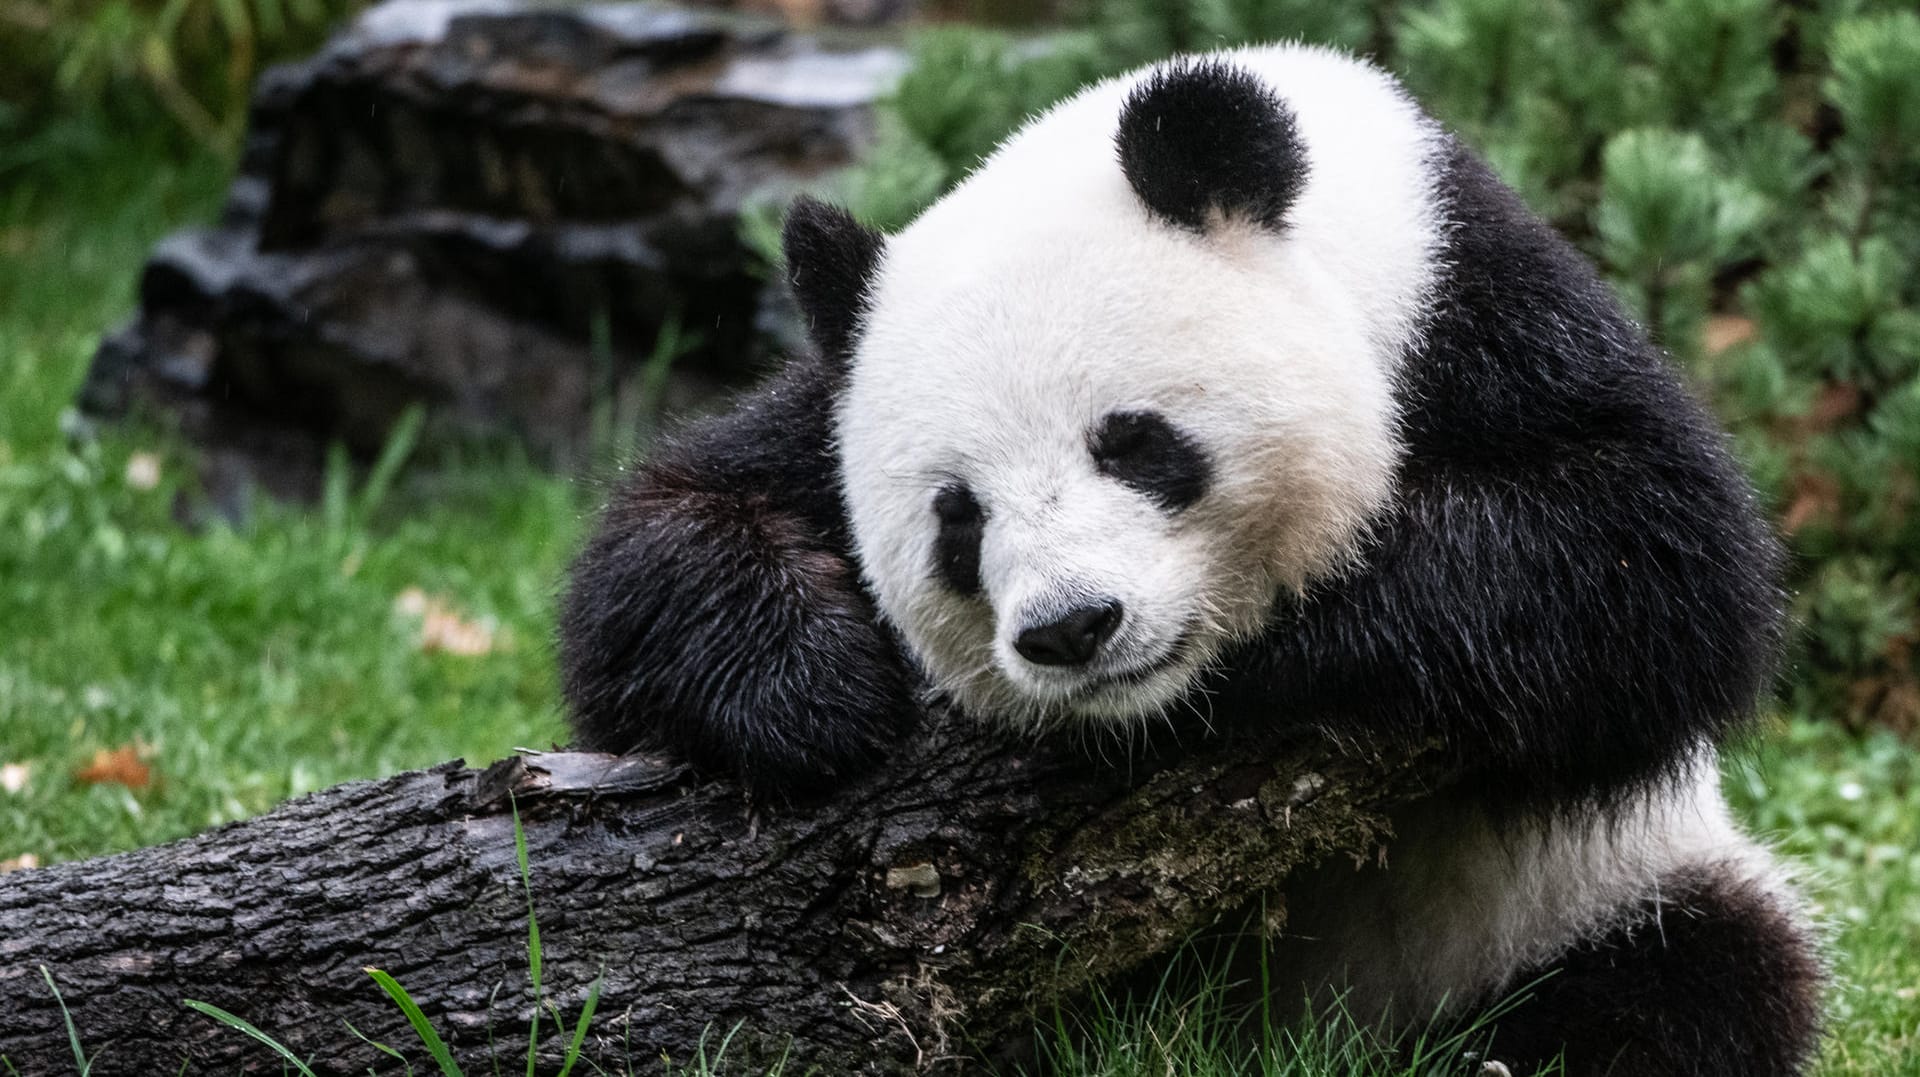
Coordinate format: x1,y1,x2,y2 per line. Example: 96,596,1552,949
1,148,1915,1075
0,145,571,865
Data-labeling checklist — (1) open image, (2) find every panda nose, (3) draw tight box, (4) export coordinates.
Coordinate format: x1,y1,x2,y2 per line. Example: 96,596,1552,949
1015,601,1124,667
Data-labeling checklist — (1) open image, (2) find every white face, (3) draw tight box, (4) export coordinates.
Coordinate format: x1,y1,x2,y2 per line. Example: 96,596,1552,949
836,46,1438,732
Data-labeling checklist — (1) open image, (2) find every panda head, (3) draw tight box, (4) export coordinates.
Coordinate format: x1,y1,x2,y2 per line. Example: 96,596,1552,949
786,52,1439,731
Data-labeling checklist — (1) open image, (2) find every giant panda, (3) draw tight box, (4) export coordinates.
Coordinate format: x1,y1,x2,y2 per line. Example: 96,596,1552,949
558,46,1825,1076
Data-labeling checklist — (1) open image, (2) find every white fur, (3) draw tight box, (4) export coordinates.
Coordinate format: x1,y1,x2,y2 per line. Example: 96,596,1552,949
836,45,1442,730
1276,754,1802,1021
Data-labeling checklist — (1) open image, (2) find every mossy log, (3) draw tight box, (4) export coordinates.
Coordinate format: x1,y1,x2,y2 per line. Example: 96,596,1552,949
0,711,1434,1075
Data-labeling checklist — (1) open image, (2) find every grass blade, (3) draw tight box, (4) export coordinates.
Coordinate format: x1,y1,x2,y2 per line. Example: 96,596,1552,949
554,975,603,1077
181,1000,317,1077
357,404,425,521
365,968,465,1077
40,966,94,1077
345,1019,414,1076
485,982,506,1077
321,441,351,536
513,798,542,1077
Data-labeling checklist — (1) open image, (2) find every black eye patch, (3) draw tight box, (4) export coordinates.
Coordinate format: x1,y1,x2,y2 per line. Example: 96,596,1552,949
931,484,984,596
1090,410,1212,512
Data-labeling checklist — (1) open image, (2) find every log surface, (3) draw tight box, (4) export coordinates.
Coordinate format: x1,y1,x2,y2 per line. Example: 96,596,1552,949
0,712,1434,1075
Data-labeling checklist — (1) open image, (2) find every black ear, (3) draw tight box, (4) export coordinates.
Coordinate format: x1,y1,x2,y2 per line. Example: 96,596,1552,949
1115,59,1309,233
782,196,886,362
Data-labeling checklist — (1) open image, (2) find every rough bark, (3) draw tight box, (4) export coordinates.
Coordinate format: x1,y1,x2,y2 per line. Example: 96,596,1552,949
0,712,1434,1076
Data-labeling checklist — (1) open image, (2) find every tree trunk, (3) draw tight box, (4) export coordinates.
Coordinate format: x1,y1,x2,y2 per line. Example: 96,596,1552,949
0,711,1435,1075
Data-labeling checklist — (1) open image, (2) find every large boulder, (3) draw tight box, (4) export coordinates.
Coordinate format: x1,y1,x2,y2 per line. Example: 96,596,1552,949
82,0,904,499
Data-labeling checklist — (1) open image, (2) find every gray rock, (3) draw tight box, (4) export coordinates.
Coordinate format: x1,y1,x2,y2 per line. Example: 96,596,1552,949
82,0,904,500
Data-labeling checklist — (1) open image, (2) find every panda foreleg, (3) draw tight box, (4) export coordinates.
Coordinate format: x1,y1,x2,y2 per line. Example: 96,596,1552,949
1484,862,1824,1077
557,361,914,794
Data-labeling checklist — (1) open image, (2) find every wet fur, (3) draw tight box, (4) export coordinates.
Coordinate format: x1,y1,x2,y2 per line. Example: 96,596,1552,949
557,354,912,794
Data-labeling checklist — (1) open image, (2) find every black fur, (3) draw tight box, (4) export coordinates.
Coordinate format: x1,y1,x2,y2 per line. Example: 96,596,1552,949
932,484,986,596
563,141,1783,815
1115,59,1309,233
783,196,886,363
557,352,913,795
1204,138,1784,812
1485,864,1824,1075
1090,409,1212,512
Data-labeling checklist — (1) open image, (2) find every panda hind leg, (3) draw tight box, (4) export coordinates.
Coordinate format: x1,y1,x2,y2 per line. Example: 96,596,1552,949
1482,862,1823,1077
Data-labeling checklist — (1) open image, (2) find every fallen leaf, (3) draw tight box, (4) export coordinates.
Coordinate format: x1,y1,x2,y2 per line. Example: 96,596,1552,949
74,744,153,790
1780,470,1841,535
1850,636,1920,735
420,607,499,656
1702,314,1758,357
1804,381,1863,433
0,762,28,794
396,588,500,656
0,854,40,874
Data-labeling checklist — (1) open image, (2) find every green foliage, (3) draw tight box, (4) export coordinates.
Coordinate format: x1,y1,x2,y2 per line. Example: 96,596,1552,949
834,27,1112,229
1746,236,1909,383
1596,128,1765,343
0,0,364,172
843,0,1920,735
1825,11,1920,156
1092,0,1374,61
1617,0,1782,134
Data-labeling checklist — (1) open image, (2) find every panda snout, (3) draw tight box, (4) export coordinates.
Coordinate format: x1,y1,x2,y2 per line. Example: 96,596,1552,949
1014,600,1124,667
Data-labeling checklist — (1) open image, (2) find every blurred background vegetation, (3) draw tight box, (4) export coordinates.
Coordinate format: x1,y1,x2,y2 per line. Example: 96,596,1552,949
0,0,363,172
2,0,1917,1071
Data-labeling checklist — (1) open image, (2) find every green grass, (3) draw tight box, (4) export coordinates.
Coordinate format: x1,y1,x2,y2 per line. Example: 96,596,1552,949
1027,949,1563,1077
1,147,1916,1076
0,145,572,864
1728,721,1920,1076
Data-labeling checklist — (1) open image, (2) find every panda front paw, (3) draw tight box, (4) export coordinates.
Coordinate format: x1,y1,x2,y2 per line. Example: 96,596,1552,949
558,484,913,796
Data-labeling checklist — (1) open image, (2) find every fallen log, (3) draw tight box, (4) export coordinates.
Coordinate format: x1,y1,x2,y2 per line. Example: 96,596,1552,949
0,711,1434,1075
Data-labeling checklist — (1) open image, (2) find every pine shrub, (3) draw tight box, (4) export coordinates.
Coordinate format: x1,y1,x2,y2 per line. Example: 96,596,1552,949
0,0,365,173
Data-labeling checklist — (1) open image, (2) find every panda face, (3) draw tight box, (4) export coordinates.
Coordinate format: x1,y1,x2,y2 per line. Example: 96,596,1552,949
911,399,1224,723
833,48,1440,732
839,228,1407,730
